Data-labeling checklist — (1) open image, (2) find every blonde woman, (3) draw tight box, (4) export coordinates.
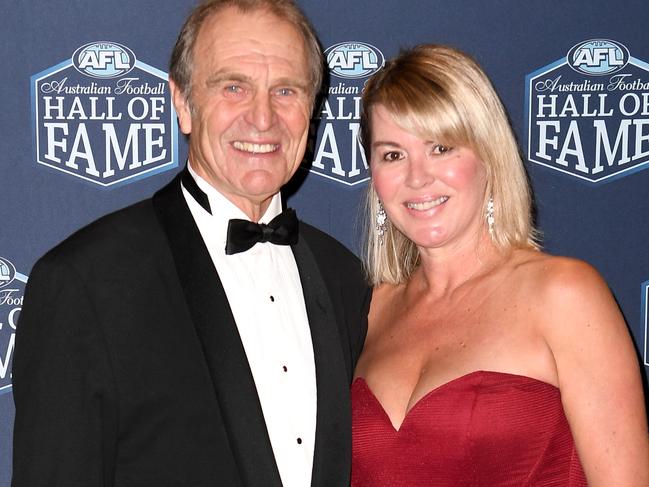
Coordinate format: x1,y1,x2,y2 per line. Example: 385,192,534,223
352,44,649,486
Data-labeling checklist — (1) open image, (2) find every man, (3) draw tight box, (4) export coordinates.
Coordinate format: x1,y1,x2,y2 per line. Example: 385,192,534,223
12,1,370,486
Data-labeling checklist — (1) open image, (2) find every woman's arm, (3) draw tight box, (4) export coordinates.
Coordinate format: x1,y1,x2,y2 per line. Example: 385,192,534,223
541,257,649,486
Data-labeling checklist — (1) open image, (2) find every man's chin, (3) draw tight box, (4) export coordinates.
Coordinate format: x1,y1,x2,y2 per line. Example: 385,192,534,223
243,167,296,189
238,175,286,200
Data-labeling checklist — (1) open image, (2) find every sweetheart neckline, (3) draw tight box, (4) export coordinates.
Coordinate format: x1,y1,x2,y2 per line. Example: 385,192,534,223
353,370,559,432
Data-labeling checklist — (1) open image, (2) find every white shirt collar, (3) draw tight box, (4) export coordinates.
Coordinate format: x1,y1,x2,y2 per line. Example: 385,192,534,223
185,162,283,243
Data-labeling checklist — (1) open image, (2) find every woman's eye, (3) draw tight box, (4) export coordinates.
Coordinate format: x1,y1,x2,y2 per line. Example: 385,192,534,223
432,144,451,155
382,151,402,162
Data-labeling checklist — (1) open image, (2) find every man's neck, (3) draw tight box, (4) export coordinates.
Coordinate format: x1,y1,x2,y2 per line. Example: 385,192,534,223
186,162,280,222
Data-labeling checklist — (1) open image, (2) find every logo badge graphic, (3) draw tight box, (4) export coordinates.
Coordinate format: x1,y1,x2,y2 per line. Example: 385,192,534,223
0,257,16,289
73,41,136,79
525,39,649,184
306,41,386,186
325,42,385,80
568,39,629,76
31,41,178,188
0,257,27,395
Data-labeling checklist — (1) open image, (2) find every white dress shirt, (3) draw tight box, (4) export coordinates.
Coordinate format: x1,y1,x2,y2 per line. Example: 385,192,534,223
182,164,317,487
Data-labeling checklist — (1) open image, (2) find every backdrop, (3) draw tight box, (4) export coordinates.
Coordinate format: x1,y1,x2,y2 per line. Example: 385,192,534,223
1,0,648,483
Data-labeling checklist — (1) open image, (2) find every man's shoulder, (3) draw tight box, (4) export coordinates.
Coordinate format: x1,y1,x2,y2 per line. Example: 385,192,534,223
298,220,359,264
36,196,164,275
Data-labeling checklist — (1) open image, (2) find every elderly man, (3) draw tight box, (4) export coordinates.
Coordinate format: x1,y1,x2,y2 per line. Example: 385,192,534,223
12,1,369,486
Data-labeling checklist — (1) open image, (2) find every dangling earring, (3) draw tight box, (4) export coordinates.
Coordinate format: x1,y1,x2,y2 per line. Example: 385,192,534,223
486,197,495,236
376,201,388,245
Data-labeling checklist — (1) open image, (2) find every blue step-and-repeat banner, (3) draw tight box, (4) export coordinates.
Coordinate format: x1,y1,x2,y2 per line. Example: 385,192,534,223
1,0,649,483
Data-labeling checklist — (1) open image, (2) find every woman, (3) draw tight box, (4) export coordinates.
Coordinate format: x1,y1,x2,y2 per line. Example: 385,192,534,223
352,44,649,486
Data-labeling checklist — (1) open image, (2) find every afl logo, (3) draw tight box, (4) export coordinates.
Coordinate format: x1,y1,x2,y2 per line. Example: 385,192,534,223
73,41,136,79
325,41,384,79
0,257,16,289
567,39,629,76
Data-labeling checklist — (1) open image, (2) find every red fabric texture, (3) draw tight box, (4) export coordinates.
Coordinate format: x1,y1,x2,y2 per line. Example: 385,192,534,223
352,371,587,486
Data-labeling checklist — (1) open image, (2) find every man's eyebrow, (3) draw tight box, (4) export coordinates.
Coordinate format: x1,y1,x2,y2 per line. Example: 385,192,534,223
273,77,310,92
205,72,251,87
205,72,309,92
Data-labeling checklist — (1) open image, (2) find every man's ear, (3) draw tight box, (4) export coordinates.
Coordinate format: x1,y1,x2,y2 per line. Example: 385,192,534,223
169,78,192,135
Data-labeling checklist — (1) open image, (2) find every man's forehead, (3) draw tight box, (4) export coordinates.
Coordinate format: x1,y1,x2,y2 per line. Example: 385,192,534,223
193,8,308,80
199,50,309,82
197,6,302,48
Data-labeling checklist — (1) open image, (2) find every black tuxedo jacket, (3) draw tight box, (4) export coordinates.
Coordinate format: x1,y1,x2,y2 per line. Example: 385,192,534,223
12,174,370,487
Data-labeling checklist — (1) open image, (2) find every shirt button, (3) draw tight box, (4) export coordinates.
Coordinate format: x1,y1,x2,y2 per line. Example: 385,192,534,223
282,365,288,372
297,437,302,445
270,295,275,302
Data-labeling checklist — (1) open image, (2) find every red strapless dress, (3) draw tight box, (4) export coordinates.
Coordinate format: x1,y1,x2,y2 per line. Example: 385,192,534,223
352,371,587,486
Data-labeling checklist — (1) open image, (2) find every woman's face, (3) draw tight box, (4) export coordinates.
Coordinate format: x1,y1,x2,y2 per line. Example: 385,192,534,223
370,104,488,251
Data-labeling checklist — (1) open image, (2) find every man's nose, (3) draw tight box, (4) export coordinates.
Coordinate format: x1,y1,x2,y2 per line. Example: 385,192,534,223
245,91,276,131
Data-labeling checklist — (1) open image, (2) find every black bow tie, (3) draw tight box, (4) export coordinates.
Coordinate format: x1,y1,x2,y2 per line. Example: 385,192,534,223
225,209,299,255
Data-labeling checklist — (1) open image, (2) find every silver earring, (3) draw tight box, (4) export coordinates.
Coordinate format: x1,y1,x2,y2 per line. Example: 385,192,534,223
376,201,388,245
486,197,495,235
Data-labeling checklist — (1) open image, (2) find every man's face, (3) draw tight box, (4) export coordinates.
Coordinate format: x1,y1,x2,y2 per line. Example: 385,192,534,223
171,7,313,218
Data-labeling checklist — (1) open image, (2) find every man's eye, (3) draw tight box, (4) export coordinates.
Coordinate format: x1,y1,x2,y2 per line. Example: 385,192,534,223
225,85,242,94
276,88,294,96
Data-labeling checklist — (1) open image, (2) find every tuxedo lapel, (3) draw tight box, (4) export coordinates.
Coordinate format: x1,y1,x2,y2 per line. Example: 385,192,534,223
152,174,282,487
292,235,351,487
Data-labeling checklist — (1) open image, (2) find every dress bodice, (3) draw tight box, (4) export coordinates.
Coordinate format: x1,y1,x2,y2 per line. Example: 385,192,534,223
351,371,587,486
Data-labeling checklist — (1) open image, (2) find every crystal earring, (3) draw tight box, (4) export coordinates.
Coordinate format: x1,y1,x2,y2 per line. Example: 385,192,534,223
486,197,495,235
376,201,388,245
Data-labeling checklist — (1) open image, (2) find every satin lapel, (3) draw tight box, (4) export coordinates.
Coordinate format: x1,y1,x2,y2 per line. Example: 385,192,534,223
152,175,282,487
292,235,351,487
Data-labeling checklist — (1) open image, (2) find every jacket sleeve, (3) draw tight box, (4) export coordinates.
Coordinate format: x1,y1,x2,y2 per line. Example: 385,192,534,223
12,255,117,487
351,283,371,367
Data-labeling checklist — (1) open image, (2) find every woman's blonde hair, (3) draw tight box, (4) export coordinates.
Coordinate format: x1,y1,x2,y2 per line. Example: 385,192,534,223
360,44,539,285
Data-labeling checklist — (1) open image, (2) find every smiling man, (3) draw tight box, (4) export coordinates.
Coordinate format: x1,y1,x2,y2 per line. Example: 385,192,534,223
12,2,370,486
171,4,314,222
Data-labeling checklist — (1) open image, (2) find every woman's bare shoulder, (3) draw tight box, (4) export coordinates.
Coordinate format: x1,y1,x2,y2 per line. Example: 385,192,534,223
509,250,605,297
